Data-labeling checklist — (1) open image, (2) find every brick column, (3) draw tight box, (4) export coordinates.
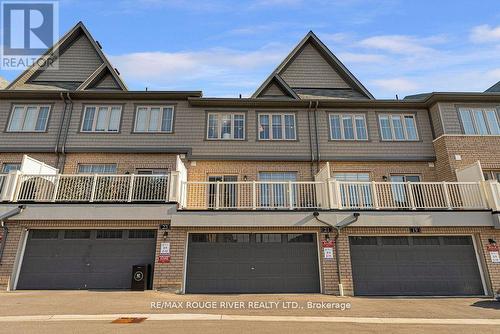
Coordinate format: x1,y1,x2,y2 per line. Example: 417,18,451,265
0,222,24,290
153,227,187,292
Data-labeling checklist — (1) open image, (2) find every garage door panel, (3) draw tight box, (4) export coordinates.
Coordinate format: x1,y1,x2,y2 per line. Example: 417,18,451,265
186,233,320,294
17,229,156,290
350,236,484,296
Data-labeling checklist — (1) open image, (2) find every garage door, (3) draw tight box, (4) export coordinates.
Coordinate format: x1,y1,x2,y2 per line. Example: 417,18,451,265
186,233,320,293
350,236,484,296
17,229,156,290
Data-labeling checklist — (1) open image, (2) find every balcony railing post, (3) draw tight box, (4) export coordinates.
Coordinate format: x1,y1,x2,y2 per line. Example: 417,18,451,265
215,182,220,210
478,181,489,209
288,181,293,210
335,181,342,209
13,173,24,202
371,181,379,210
407,182,416,210
128,174,135,202
252,181,257,210
51,174,60,202
442,182,452,209
90,174,98,202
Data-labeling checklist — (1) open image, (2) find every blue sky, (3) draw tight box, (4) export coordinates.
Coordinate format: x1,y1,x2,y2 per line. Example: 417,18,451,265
2,0,500,98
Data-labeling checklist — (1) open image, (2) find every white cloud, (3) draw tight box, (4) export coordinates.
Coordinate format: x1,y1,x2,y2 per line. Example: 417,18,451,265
470,25,500,43
370,78,419,94
358,34,446,55
110,47,287,95
337,52,386,63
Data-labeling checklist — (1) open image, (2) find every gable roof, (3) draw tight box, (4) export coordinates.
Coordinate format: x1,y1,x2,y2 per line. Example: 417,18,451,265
485,81,500,93
257,74,299,99
252,31,374,100
6,21,127,91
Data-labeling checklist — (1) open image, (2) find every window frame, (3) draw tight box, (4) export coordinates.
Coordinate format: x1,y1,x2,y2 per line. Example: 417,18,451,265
133,105,175,133
136,168,169,175
458,107,500,135
80,105,123,133
378,113,419,141
1,163,21,173
206,112,246,140
257,113,297,141
77,164,118,174
328,113,368,141
7,104,51,132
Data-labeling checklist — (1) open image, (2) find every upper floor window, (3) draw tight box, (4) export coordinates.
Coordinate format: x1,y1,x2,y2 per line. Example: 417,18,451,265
483,170,500,182
329,113,368,140
258,113,296,140
459,108,500,135
2,163,21,173
134,106,174,133
81,105,122,132
207,113,245,140
333,172,370,181
77,164,117,174
378,114,418,141
8,105,50,132
136,168,168,175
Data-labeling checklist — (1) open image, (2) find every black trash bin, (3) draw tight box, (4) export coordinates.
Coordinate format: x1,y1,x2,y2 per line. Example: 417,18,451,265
131,264,148,291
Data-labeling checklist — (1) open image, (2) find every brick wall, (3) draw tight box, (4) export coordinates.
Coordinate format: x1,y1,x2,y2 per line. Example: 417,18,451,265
63,153,178,174
434,135,500,181
0,153,58,170
329,161,437,182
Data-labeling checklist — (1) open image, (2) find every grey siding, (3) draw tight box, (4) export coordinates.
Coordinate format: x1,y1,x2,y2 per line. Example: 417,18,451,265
89,73,121,90
280,43,351,89
0,99,64,151
32,35,103,83
261,83,286,97
437,102,500,135
317,108,435,160
429,104,444,138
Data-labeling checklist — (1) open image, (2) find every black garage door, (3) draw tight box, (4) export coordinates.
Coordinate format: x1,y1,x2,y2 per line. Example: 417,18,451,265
186,233,320,293
350,236,484,296
17,229,156,290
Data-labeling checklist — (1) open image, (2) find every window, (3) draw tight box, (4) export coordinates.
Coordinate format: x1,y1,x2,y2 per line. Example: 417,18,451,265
134,106,174,133
81,105,122,132
136,169,168,175
191,233,218,243
256,234,282,243
8,105,50,132
128,230,155,239
96,230,123,239
287,234,314,243
333,173,370,182
484,170,500,182
64,230,91,239
334,173,371,208
207,175,238,208
217,234,250,243
329,114,367,140
378,114,418,141
31,230,59,239
2,163,21,173
259,172,297,207
207,113,245,140
459,108,500,135
77,164,117,174
258,113,296,140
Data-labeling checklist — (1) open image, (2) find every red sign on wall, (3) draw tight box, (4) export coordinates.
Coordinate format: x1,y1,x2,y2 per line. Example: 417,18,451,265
322,240,334,248
158,255,171,264
487,244,499,252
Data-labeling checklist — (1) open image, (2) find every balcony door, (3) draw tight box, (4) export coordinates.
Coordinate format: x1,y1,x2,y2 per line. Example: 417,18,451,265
390,175,421,207
208,175,238,209
259,172,297,208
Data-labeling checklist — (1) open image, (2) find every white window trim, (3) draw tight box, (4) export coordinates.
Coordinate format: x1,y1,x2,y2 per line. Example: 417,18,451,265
378,114,419,141
134,105,175,133
206,112,246,140
258,113,297,141
329,113,368,141
459,107,500,135
80,105,122,132
77,164,117,174
7,104,51,132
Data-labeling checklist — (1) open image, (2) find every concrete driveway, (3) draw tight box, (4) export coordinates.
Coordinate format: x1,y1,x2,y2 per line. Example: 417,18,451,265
0,291,498,334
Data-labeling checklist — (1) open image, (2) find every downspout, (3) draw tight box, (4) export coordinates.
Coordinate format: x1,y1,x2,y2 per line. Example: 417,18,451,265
55,92,69,168
0,205,26,264
307,101,315,178
313,100,320,172
313,212,360,296
59,92,74,171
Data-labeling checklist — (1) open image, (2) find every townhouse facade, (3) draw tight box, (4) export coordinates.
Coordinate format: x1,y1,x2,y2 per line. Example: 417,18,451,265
0,22,499,296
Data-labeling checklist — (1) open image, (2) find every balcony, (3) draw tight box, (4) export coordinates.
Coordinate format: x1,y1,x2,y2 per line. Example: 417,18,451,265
0,173,176,203
1,172,499,212
180,180,492,211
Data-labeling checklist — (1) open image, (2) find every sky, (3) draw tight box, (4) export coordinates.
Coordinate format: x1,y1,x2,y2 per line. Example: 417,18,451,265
2,0,500,98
